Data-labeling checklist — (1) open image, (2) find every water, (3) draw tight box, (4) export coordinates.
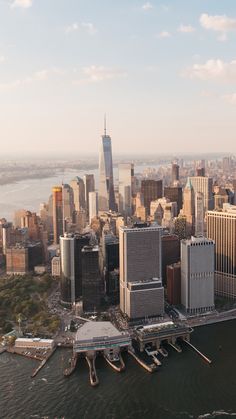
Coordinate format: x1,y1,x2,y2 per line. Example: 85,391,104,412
1,321,236,419
0,164,152,221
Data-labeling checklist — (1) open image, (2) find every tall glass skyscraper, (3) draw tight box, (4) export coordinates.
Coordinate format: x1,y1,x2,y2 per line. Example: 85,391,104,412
98,121,115,212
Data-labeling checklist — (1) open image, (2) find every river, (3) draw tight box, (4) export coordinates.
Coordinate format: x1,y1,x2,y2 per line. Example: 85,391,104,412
1,321,236,419
0,164,155,222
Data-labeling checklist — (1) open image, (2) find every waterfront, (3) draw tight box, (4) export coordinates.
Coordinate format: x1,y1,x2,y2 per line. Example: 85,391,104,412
1,321,236,419
0,164,153,221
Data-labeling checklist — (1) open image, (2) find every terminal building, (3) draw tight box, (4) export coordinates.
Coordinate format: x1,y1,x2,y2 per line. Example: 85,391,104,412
73,321,131,358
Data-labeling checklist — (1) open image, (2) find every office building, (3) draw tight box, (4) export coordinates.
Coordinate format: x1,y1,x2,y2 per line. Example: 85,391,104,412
164,186,183,215
60,233,91,303
70,177,85,212
89,191,98,224
119,225,164,319
167,262,181,305
52,186,63,245
171,163,179,185
118,163,134,216
207,204,236,298
98,121,116,211
162,234,180,285
189,176,214,215
84,174,95,213
82,245,102,312
181,236,215,314
195,192,204,237
182,178,195,235
6,242,43,275
141,179,163,215
62,184,74,221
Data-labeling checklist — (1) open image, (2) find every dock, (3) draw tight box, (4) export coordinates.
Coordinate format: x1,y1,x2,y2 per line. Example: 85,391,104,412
64,352,78,377
103,353,125,372
168,342,182,353
31,346,57,378
183,339,212,364
128,348,157,373
85,355,99,387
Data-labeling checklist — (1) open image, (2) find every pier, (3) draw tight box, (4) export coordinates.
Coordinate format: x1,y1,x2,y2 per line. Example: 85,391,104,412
182,339,212,364
128,348,157,373
64,352,78,377
103,353,125,372
31,347,57,378
168,342,182,353
85,355,99,387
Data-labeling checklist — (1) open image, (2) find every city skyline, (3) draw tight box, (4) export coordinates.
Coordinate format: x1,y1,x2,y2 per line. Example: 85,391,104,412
1,0,236,155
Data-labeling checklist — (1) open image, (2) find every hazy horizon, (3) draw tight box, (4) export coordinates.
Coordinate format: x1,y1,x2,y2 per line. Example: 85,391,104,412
1,0,236,154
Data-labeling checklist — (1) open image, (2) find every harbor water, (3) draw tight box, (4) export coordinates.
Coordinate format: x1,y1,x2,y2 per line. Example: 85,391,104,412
1,321,236,419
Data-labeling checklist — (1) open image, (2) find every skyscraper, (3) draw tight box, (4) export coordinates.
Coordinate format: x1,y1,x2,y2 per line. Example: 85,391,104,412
52,186,63,244
98,120,115,212
182,178,195,235
84,174,95,213
171,163,179,185
70,177,85,212
189,176,214,215
181,236,215,314
195,191,204,237
141,179,163,215
118,163,134,216
119,224,164,319
89,191,98,224
207,204,236,298
62,184,74,221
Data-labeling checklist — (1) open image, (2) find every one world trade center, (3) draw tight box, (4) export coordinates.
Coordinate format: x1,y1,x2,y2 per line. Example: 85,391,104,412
98,118,116,212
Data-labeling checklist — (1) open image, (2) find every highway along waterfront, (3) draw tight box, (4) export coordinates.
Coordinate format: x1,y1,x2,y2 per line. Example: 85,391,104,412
1,320,236,419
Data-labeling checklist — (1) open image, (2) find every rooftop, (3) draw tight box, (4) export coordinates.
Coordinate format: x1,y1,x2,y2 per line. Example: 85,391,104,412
75,321,125,342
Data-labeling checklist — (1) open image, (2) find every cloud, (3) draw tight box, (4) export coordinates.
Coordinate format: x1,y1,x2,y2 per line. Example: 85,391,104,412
65,22,97,35
142,2,153,11
200,13,236,32
184,59,236,83
11,0,32,8
178,24,195,33
73,65,127,85
0,68,62,90
157,31,171,38
222,93,236,105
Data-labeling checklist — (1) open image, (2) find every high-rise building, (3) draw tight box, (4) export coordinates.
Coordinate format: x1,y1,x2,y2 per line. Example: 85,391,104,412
98,121,116,212
181,236,215,314
182,178,195,235
167,262,181,305
62,184,74,221
233,179,236,205
52,186,63,245
118,163,134,216
84,174,95,213
82,245,102,312
89,191,98,224
60,233,91,303
222,156,232,173
70,177,86,212
161,234,180,285
207,204,236,298
189,176,214,215
195,192,204,237
119,225,164,319
141,179,163,215
171,163,179,185
6,242,43,275
164,186,183,215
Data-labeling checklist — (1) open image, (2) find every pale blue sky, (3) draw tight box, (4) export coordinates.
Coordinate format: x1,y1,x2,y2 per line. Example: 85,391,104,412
0,0,236,156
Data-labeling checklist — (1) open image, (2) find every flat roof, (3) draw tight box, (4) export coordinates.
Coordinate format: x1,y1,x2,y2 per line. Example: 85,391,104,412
15,338,54,343
75,321,125,341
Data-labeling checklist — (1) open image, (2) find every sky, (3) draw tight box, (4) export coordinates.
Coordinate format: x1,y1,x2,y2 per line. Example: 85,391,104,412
0,0,236,156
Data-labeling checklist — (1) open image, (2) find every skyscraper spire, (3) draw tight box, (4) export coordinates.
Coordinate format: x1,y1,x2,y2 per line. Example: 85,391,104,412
104,113,107,136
